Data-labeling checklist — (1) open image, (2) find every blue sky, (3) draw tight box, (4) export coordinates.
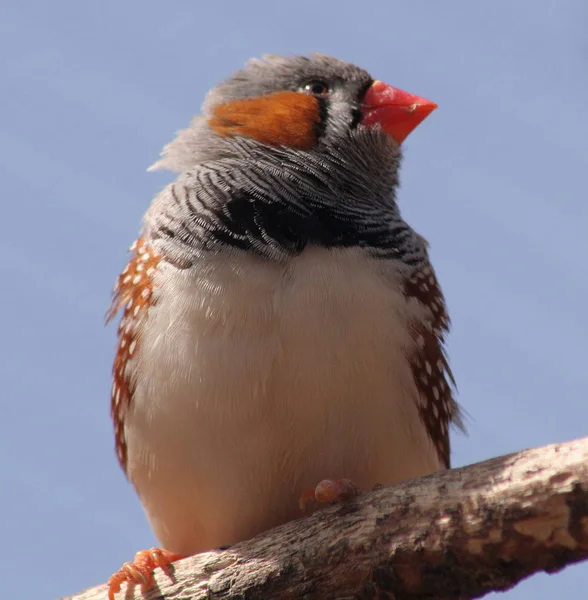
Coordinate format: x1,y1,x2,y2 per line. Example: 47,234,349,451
1,1,587,598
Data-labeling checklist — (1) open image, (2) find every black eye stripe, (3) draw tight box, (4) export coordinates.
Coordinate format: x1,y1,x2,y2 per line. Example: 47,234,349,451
350,107,362,130
299,77,374,137
358,78,375,101
315,96,329,139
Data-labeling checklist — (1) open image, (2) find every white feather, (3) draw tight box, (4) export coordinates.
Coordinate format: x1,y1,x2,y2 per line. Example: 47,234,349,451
124,247,441,555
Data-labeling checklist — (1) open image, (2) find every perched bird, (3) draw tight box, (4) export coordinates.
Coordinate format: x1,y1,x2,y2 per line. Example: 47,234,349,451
106,53,462,599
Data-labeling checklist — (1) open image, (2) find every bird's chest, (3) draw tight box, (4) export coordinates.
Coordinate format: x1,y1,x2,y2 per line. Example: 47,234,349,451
129,246,418,424
124,248,438,540
123,246,441,552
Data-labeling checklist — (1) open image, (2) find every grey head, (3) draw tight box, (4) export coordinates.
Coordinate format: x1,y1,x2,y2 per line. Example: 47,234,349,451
146,54,435,263
151,54,392,168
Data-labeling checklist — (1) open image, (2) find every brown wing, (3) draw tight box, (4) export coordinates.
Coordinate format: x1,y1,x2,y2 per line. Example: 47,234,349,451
403,262,463,468
106,237,162,471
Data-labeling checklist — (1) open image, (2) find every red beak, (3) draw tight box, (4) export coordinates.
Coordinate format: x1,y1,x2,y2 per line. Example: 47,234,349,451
361,80,438,144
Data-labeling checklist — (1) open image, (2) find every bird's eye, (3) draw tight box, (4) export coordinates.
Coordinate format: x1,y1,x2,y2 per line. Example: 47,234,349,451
302,80,330,97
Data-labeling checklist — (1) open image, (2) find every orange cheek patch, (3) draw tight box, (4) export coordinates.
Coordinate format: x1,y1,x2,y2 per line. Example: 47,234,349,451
208,91,321,150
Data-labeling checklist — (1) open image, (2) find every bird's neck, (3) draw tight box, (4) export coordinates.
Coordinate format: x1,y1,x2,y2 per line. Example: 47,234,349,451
147,141,425,265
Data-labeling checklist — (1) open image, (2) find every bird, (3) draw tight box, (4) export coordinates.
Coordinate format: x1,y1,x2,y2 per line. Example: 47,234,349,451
105,53,463,599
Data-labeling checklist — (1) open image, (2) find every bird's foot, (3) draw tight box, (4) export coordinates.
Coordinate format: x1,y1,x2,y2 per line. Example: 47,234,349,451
107,547,184,600
299,478,361,511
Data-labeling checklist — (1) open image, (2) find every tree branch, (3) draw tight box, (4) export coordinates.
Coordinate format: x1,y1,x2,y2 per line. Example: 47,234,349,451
65,436,588,600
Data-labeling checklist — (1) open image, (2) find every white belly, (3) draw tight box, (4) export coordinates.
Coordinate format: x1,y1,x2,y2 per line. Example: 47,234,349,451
124,246,440,555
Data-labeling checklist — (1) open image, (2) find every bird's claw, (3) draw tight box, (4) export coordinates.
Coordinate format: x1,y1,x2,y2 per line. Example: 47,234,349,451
299,478,361,511
107,547,183,600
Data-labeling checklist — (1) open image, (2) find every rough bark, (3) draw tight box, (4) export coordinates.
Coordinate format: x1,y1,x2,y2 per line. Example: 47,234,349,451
65,436,588,600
